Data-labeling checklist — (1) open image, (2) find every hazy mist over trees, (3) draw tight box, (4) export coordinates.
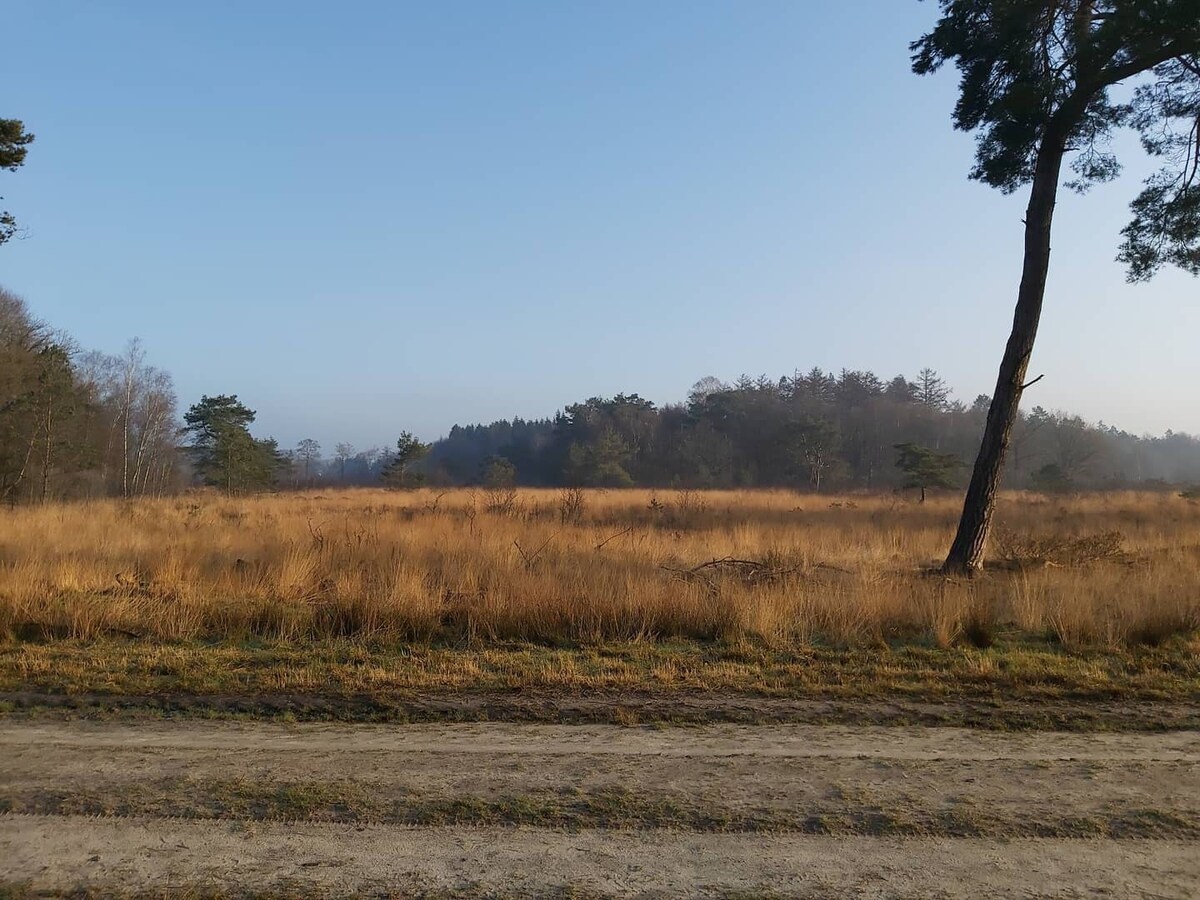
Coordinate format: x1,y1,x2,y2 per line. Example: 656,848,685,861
2,287,1199,502
417,373,1200,494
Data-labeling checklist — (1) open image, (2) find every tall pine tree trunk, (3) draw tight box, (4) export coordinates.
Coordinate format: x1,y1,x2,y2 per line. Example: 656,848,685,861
943,139,1066,574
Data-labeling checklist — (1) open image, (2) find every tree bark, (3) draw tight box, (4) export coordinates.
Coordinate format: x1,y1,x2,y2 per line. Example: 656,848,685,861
40,394,52,503
943,138,1067,574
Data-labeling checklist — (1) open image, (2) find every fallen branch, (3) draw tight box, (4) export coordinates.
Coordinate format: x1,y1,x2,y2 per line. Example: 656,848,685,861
595,526,635,551
812,561,852,574
514,532,559,570
660,555,804,587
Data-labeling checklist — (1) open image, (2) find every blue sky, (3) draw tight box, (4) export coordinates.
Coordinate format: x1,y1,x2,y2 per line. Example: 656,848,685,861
3,2,1197,450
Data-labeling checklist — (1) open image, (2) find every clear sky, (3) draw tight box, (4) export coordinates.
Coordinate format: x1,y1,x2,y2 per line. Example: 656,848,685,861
3,2,1197,450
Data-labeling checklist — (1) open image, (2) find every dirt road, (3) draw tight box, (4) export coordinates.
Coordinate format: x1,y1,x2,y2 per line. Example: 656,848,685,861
2,720,1198,897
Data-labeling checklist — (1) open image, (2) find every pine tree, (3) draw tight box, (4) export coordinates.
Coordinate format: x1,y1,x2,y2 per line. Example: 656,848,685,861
914,1,1200,572
381,431,429,489
894,443,964,502
915,368,950,410
182,395,282,493
0,118,34,246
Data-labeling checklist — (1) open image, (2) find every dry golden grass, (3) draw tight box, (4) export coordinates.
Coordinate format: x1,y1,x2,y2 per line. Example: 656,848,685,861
0,487,1198,650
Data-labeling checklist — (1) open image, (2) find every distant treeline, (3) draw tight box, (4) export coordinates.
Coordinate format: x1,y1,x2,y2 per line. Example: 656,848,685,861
3,286,1199,501
410,371,1200,492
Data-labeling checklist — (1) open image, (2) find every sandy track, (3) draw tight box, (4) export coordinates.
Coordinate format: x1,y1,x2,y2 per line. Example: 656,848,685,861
2,720,1198,897
4,816,1198,898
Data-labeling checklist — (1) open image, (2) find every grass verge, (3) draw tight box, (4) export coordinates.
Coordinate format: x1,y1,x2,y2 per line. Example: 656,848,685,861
2,778,1197,839
2,634,1197,729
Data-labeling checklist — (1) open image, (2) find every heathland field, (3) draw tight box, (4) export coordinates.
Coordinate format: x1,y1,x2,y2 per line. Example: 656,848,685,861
3,488,1200,897
1,487,1198,712
4,487,1200,646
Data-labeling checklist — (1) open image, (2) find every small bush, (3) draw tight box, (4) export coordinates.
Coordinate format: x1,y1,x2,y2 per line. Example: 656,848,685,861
961,610,996,649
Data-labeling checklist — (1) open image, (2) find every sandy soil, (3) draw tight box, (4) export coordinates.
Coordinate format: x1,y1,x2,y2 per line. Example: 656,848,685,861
2,720,1198,897
5,816,1198,898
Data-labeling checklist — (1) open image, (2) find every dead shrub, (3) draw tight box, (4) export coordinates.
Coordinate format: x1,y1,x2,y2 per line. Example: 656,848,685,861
993,528,1125,567
558,487,586,525
671,489,708,526
484,485,520,517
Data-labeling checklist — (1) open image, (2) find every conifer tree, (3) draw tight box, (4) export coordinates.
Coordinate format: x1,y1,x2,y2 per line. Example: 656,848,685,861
913,1,1200,572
